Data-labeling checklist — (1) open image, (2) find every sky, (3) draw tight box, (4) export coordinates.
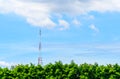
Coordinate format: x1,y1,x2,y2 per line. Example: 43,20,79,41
0,0,120,67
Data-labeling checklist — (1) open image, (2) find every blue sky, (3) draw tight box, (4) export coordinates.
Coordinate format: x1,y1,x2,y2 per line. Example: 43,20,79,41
0,0,120,67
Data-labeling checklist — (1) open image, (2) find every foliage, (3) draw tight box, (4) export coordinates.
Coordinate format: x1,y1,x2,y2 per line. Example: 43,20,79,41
0,61,120,79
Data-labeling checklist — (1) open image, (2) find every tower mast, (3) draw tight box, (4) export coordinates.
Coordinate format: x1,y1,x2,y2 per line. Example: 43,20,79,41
38,28,42,65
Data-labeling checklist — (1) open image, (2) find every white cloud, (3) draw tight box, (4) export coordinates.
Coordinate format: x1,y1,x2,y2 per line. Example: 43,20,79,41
0,43,38,52
58,20,69,30
0,0,56,28
0,61,12,67
43,42,120,54
0,43,39,61
1,0,120,29
89,24,99,32
72,19,81,26
88,15,95,20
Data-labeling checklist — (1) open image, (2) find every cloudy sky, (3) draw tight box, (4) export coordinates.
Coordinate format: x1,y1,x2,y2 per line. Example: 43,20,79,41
0,0,120,67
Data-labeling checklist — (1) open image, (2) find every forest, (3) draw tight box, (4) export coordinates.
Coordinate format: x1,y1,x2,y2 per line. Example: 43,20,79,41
0,61,120,79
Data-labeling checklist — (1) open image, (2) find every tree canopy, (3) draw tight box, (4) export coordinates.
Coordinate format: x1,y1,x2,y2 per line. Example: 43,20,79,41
0,61,120,79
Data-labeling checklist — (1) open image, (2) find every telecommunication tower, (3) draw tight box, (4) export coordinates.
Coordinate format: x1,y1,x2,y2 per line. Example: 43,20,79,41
38,29,42,65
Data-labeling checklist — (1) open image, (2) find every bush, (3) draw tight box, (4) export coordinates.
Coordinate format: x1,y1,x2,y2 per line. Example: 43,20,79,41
0,61,120,79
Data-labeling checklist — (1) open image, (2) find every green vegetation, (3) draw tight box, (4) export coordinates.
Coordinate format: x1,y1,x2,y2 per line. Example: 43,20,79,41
0,61,120,79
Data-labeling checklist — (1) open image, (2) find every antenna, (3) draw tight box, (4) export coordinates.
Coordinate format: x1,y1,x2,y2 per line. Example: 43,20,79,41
38,29,42,65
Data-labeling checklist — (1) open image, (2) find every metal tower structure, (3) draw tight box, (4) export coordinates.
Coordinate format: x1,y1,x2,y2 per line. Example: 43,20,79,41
38,29,42,65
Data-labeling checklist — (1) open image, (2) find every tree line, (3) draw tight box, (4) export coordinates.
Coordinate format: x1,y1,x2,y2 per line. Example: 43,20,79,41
0,61,120,79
